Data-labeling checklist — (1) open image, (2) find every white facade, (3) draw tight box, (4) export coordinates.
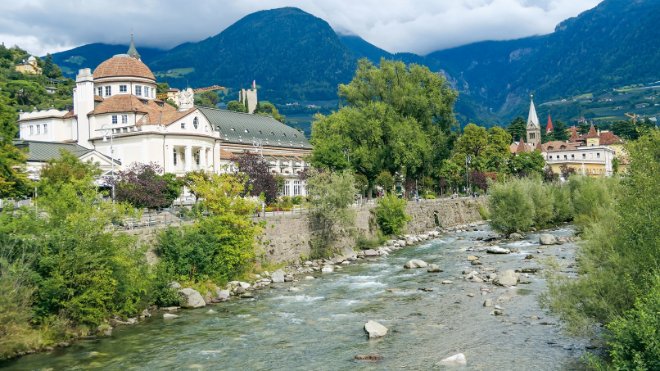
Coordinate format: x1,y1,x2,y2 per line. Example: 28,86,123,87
543,145,615,177
17,44,310,195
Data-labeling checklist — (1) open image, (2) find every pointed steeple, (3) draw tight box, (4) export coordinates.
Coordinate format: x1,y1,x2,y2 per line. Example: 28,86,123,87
516,138,528,154
127,34,141,60
546,114,554,133
527,95,539,129
586,123,598,138
569,126,579,142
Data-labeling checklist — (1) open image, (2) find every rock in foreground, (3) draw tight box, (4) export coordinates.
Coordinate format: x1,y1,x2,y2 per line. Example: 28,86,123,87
439,353,467,366
364,320,388,339
178,288,206,308
404,259,428,269
271,269,285,283
494,270,518,287
427,264,443,273
487,246,511,254
539,234,558,245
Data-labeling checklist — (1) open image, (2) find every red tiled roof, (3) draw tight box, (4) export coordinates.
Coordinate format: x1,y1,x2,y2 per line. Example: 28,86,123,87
90,95,193,125
586,124,599,139
599,131,623,145
516,138,529,153
93,54,155,81
546,114,553,133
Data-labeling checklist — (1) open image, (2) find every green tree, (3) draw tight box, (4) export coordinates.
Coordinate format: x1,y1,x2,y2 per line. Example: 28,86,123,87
375,170,395,193
488,179,534,235
438,159,463,194
312,59,457,191
41,54,62,79
374,194,410,235
553,120,569,141
194,91,220,107
509,151,545,177
507,117,527,142
485,126,512,173
306,170,356,258
226,100,248,113
254,101,285,123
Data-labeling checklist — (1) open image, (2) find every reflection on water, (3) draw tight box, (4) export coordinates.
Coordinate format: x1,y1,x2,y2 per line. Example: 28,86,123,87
3,226,585,370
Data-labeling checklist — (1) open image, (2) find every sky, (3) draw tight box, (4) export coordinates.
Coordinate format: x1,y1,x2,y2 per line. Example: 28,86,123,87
0,0,602,56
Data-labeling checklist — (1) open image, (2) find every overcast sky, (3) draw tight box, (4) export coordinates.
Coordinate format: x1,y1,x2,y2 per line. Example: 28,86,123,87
0,0,602,56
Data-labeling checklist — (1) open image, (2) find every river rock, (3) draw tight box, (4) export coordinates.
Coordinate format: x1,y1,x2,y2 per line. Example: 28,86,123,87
427,264,443,273
483,299,493,307
439,353,467,366
304,276,315,280
442,280,453,284
163,313,179,320
363,249,380,257
539,234,558,245
404,259,428,269
364,320,388,339
271,269,285,283
216,289,230,301
467,255,479,261
321,265,334,273
509,233,524,240
96,324,113,336
494,270,518,287
169,281,182,289
178,288,206,308
487,246,511,254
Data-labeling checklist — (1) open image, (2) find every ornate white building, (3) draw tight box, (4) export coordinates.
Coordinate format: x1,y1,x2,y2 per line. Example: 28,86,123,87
17,40,311,196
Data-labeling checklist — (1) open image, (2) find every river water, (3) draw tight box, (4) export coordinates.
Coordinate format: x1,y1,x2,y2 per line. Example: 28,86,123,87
4,226,586,370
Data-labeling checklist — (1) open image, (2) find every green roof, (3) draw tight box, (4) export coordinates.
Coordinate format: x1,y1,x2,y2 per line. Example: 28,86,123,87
14,140,94,162
198,107,311,149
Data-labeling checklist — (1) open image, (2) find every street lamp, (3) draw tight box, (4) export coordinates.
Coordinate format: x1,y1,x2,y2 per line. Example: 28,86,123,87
96,125,115,202
252,138,264,158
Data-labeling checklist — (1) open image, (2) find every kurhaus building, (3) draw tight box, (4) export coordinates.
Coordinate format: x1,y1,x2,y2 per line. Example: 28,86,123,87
16,39,311,196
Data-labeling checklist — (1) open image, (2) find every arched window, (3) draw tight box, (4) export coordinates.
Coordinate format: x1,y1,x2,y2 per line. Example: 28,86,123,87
193,117,199,129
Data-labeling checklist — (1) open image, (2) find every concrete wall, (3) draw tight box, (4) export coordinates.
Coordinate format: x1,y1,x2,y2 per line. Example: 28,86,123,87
259,197,486,264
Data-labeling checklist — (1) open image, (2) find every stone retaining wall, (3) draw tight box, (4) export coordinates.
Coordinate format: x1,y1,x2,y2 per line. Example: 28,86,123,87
260,197,486,264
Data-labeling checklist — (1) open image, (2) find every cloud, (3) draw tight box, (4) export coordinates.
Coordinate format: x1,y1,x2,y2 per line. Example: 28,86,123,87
0,0,601,56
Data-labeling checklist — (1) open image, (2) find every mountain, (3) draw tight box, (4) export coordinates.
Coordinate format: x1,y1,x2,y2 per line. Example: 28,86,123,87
149,7,356,102
50,1,660,125
51,43,166,77
427,0,660,123
338,34,392,63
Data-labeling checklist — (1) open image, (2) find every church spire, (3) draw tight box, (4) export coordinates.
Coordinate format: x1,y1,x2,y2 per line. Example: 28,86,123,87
546,114,554,133
527,95,539,129
127,34,141,60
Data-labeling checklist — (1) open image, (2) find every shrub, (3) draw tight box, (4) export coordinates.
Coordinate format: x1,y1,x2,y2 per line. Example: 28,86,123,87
526,180,554,228
488,180,534,235
374,194,410,236
606,275,660,371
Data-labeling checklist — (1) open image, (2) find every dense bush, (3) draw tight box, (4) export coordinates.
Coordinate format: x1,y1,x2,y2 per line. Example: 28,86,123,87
157,173,260,284
487,180,534,235
374,194,410,236
543,131,660,367
605,275,660,371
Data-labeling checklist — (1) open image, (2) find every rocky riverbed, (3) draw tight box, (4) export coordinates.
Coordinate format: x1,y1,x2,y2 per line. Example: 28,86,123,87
3,223,587,370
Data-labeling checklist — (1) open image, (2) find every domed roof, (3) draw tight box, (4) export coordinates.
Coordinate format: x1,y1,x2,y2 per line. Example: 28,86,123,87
93,54,155,81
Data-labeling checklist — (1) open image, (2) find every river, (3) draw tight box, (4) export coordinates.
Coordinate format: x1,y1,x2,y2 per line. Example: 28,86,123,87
3,225,585,370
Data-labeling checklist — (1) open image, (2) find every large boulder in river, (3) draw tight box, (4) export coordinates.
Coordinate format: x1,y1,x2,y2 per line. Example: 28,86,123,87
539,234,558,245
404,259,428,269
427,264,443,273
487,246,511,254
178,288,206,308
494,270,518,287
364,320,388,338
363,249,380,257
438,353,467,366
271,269,285,283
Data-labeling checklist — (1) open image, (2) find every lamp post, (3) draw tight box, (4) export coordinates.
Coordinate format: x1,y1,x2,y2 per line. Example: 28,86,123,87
252,138,263,158
96,125,115,202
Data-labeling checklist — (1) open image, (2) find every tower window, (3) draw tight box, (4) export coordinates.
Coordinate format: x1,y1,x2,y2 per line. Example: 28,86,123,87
36,125,40,134
112,115,118,124
135,85,142,96
43,124,48,134
193,117,199,129
173,148,177,166
97,87,102,96
29,125,34,135
144,86,150,97
529,133,535,139
119,85,127,93
105,86,111,96
121,114,128,124
181,122,185,129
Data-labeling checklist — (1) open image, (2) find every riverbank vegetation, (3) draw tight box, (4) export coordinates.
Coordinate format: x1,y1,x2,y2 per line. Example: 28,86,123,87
0,154,262,359
542,131,659,370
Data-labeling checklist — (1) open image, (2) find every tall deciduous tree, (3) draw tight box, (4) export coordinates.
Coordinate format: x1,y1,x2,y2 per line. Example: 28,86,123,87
507,117,527,142
311,59,456,193
236,153,278,204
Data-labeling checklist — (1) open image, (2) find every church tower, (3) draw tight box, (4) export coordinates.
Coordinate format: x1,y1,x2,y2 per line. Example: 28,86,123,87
526,95,541,148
